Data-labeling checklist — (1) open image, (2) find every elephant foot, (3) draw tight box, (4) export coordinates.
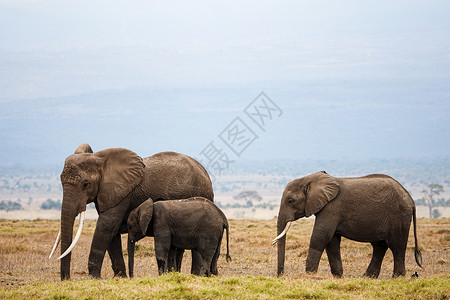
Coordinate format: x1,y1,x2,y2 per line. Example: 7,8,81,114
111,263,127,278
88,273,101,279
157,258,167,275
61,274,71,281
363,270,380,278
88,266,102,279
331,271,343,278
88,260,102,279
305,269,318,275
329,262,343,278
392,270,406,278
113,270,127,278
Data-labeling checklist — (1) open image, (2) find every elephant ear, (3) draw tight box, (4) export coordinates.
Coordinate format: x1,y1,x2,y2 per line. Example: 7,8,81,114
305,172,340,217
137,199,154,236
95,148,145,212
74,143,93,154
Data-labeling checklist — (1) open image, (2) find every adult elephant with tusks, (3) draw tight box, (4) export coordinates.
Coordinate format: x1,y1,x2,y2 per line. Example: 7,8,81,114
273,171,422,278
49,143,214,280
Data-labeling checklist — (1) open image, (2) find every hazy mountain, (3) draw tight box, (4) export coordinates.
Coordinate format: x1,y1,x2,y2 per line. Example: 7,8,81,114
1,87,449,169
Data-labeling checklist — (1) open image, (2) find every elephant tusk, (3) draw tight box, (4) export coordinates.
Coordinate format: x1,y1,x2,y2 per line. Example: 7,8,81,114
57,211,85,260
272,222,292,246
49,229,61,259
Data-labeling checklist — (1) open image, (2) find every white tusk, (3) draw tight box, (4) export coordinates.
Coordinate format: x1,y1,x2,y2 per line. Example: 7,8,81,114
49,229,61,259
272,222,292,246
57,211,85,260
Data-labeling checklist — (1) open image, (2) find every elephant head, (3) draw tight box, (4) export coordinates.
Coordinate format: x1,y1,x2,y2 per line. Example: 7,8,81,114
128,199,153,243
273,171,340,276
127,199,154,278
50,144,145,280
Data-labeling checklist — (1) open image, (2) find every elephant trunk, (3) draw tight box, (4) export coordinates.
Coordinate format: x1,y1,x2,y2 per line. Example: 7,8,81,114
60,208,75,279
128,238,135,278
276,216,288,276
59,187,80,280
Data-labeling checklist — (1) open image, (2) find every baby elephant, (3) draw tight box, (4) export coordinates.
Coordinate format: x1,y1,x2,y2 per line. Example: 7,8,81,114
128,197,231,277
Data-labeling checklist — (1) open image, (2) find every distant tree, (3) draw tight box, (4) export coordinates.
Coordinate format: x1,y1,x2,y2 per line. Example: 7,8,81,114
432,209,441,219
40,199,62,210
421,184,444,218
0,200,22,212
435,197,450,207
414,198,427,206
233,190,263,207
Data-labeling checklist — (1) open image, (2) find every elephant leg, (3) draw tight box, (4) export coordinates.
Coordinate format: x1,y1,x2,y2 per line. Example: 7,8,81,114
197,241,218,277
202,252,216,277
325,234,343,277
167,247,184,272
175,248,185,272
190,250,202,276
306,221,335,274
107,233,127,277
168,247,176,272
391,248,406,277
389,240,408,277
210,238,222,276
196,255,212,277
88,200,129,278
190,250,204,275
389,227,409,277
154,236,171,275
364,241,388,278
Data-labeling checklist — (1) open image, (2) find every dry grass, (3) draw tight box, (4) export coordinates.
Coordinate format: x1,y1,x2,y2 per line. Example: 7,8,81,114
0,218,449,298
1,218,448,282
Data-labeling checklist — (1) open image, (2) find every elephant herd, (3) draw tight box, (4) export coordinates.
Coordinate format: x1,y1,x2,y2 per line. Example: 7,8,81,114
49,144,422,280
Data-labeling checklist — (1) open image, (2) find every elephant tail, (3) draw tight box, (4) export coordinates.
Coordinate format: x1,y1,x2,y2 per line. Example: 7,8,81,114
224,223,231,263
413,205,423,268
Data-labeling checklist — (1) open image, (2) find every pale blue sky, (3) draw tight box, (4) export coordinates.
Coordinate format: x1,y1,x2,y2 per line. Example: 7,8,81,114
0,1,449,166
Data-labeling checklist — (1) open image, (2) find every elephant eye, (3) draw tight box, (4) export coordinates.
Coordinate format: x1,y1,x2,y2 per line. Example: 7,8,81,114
287,198,294,205
82,181,90,190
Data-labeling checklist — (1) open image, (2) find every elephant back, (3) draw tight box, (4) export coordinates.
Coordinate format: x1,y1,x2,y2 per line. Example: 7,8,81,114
141,152,214,202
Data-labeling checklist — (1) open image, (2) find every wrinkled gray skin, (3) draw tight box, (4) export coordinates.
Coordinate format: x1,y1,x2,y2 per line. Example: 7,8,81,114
128,197,231,277
58,143,213,280
276,171,422,278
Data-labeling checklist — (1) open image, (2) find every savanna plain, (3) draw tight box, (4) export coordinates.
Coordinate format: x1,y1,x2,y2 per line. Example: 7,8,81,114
0,218,448,299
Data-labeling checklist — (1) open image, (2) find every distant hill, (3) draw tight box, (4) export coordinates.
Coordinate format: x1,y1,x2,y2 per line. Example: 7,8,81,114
1,87,450,169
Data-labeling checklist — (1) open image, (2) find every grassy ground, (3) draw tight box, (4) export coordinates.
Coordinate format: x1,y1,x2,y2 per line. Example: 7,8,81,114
0,218,448,299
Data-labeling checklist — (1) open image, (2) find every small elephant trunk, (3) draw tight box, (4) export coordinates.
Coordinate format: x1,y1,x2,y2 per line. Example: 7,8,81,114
128,238,135,278
276,217,287,276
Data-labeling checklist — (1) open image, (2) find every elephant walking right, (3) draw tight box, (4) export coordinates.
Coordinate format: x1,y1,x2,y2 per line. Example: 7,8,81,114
127,197,231,277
